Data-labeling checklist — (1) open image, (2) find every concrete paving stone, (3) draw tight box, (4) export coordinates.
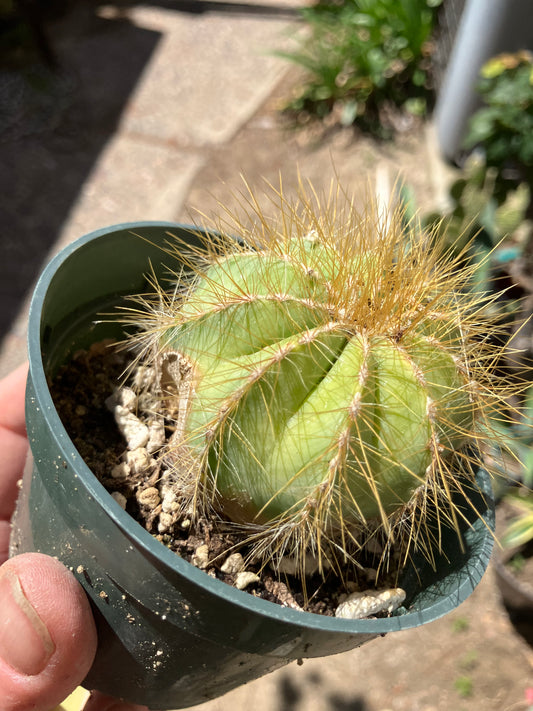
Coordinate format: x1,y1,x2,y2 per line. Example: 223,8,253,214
0,1,305,377
52,133,205,251
118,3,303,146
0,134,204,377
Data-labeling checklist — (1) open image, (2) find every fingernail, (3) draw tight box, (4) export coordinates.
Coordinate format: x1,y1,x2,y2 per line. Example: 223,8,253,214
0,568,55,675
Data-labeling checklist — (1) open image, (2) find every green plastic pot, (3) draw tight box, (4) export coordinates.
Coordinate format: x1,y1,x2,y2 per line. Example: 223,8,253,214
10,223,495,709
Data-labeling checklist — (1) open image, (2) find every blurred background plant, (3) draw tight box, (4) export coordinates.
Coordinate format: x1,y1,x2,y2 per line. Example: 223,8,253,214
463,51,533,203
423,153,531,295
280,0,442,137
458,53,533,388
406,51,533,338
502,488,533,550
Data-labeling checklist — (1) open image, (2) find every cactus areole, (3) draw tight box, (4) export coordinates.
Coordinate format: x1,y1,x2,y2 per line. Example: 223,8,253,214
127,186,504,580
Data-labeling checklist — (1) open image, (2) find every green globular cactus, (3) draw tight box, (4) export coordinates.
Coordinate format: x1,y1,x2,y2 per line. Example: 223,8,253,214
126,183,511,578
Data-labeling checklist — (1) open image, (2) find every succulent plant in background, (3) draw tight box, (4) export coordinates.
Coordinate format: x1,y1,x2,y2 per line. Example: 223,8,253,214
463,51,533,200
121,182,516,584
279,0,442,135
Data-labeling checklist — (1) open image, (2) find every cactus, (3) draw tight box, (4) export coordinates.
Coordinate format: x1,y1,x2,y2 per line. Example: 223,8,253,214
125,182,513,580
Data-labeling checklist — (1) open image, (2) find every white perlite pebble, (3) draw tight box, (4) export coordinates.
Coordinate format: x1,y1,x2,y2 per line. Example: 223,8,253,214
276,552,325,576
146,419,166,454
136,487,160,508
220,553,245,575
335,588,406,620
113,406,150,450
106,387,137,411
158,512,175,533
234,571,260,590
161,487,179,514
125,447,153,475
132,365,155,390
111,462,130,480
191,544,210,570
111,491,128,509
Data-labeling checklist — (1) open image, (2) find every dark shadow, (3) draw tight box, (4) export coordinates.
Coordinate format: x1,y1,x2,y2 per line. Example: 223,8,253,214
277,673,302,711
112,0,303,19
0,3,162,340
327,695,368,711
0,0,301,343
276,670,369,711
493,540,533,650
507,613,533,649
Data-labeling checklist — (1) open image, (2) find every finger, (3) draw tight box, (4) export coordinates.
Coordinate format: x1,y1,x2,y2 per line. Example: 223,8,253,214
0,363,28,436
0,364,29,522
0,425,28,524
83,690,149,711
0,521,11,565
0,553,97,711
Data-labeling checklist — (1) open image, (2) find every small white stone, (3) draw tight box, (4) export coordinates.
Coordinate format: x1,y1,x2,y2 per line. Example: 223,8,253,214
111,491,128,509
220,553,245,575
335,588,406,620
114,406,150,450
111,462,130,480
106,387,137,412
146,419,166,454
126,447,153,475
158,511,174,533
132,365,155,390
161,487,179,514
191,544,210,570
136,487,160,508
276,553,324,576
234,571,260,590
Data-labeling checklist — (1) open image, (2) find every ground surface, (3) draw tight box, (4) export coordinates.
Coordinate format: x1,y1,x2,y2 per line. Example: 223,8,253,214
1,2,532,709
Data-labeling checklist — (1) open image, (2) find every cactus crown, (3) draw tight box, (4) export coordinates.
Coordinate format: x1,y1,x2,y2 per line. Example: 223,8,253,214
123,181,514,581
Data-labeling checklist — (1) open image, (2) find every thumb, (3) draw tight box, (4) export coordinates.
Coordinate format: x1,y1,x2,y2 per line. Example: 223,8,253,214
0,553,98,711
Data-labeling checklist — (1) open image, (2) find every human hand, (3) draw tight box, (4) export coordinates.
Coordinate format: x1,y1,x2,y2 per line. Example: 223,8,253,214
0,364,148,711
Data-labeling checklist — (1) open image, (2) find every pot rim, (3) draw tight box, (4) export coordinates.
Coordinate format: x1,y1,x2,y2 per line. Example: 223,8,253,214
26,221,495,636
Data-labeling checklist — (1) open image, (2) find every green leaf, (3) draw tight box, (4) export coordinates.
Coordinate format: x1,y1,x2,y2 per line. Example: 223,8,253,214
502,493,533,548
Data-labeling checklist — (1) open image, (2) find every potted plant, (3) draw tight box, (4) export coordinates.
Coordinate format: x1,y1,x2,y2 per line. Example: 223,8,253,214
493,488,533,628
10,185,507,709
492,387,533,623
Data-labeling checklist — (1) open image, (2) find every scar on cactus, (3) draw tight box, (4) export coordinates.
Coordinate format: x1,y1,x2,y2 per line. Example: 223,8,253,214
118,180,519,583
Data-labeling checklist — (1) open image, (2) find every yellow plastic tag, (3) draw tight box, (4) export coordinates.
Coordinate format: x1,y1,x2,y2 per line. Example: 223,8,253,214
51,686,90,711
